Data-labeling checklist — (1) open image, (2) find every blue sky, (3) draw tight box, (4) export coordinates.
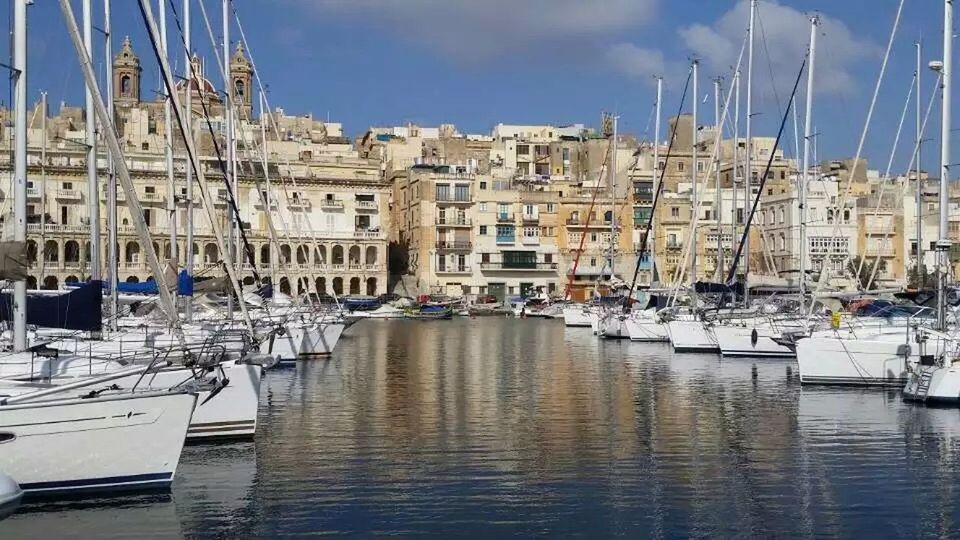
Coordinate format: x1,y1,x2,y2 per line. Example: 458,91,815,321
5,0,954,175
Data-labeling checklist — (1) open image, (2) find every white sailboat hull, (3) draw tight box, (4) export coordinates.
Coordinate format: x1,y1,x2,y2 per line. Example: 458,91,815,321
713,324,796,358
904,364,960,403
667,320,718,353
599,313,630,339
563,306,593,328
0,391,196,495
625,317,669,342
796,331,940,386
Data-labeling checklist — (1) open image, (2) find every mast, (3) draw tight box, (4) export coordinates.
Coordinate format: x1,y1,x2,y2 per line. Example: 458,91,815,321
105,0,118,331
800,16,819,298
733,70,740,267
691,59,699,283
184,0,194,321
609,114,618,280
744,0,756,303
652,76,662,284
12,0,27,351
223,0,235,317
160,0,178,276
916,39,924,286
714,77,723,278
261,92,278,288
83,0,101,281
40,92,46,290
937,0,953,331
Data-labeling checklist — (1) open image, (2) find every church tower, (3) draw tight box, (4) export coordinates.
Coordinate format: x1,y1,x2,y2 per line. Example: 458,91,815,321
230,42,254,119
113,36,142,107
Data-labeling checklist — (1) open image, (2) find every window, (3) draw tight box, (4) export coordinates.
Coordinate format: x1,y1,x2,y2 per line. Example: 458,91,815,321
843,209,851,223
545,253,553,263
517,144,530,155
502,251,537,269
678,162,685,172
591,232,599,242
436,184,450,201
479,225,488,235
736,208,744,224
778,207,784,224
496,225,515,243
120,74,132,96
480,181,487,190
546,203,556,213
479,202,487,212
523,226,539,238
235,79,246,100
697,161,705,172
671,207,679,218
657,160,665,170
481,253,490,263
145,186,155,194
827,209,834,224
143,209,152,227
454,184,470,201
141,142,149,151
63,182,73,190
704,209,712,221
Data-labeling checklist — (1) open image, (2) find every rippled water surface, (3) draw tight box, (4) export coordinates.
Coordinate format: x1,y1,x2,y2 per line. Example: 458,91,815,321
7,318,960,537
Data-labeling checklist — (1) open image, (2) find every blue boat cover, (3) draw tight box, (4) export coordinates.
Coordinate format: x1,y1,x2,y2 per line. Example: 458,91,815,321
0,280,102,331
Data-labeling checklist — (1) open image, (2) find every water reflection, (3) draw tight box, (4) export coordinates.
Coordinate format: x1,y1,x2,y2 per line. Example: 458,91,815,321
8,318,960,536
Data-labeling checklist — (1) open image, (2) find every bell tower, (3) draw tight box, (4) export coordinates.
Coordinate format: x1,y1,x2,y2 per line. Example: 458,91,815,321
230,42,254,119
113,36,141,107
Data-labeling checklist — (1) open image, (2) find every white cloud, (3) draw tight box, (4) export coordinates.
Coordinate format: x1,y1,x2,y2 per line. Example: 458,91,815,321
301,0,659,64
678,0,878,97
604,43,665,80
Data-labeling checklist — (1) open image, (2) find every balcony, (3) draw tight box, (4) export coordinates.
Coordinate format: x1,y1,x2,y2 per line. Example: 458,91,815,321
522,213,539,223
55,189,83,201
480,262,559,272
320,199,343,209
140,192,165,204
437,265,472,274
287,197,311,210
865,246,896,257
566,217,618,229
435,194,472,204
436,241,472,251
356,200,378,211
436,217,472,227
354,229,386,240
100,190,127,202
521,235,540,245
27,223,88,234
26,187,40,200
497,213,515,223
254,199,279,211
496,235,515,245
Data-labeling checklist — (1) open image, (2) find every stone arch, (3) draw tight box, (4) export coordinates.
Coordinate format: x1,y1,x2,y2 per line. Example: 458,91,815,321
315,245,326,265
84,241,91,263
316,277,326,293
297,279,306,295
204,243,218,264
332,245,344,265
26,275,37,289
42,275,58,290
125,241,140,263
43,240,59,263
152,241,161,259
126,276,140,283
260,244,271,264
348,245,361,265
65,275,79,284
366,277,377,296
365,246,377,265
333,277,343,295
349,277,361,294
146,276,155,282
25,240,37,264
242,276,255,286
279,276,291,295
64,241,80,263
296,245,309,265
280,244,291,264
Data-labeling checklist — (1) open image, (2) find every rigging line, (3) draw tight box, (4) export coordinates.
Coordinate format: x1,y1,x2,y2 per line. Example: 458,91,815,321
165,0,260,284
812,0,905,297
563,139,612,299
627,67,693,300
864,74,939,291
856,73,916,283
726,54,807,285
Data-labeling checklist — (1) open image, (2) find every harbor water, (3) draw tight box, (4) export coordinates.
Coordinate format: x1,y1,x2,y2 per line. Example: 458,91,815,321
7,318,960,537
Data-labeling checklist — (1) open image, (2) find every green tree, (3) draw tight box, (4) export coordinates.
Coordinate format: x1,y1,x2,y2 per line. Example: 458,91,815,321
847,256,887,290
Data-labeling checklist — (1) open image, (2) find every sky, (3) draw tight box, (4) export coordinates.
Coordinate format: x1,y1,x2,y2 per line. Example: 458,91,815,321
4,0,955,176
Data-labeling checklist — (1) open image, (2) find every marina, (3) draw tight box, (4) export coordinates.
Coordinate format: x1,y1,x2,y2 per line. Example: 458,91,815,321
5,0,960,536
6,318,960,536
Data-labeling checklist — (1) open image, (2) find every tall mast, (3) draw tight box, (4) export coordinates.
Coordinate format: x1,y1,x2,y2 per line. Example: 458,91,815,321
745,0,756,303
105,0,118,331
184,0,194,321
691,59,699,283
652,76,662,284
937,0,953,331
916,39,924,286
733,70,740,265
40,92,46,288
609,115,618,279
160,0,178,274
84,0,101,281
223,0,235,316
261,92,278,288
800,16,819,298
12,0,27,351
714,77,723,278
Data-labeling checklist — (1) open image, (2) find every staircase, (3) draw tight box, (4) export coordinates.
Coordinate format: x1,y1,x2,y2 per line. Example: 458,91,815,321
914,369,934,401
